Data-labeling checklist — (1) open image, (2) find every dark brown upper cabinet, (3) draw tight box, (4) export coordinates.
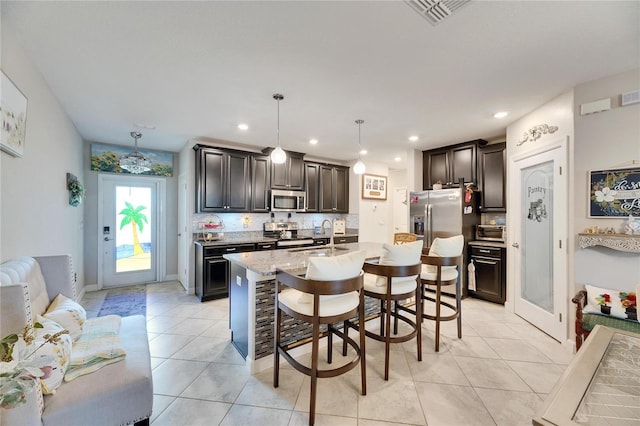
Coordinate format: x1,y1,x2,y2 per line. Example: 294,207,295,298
270,151,305,190
194,145,251,212
319,164,349,213
304,162,320,212
250,154,270,212
423,139,486,189
478,142,506,212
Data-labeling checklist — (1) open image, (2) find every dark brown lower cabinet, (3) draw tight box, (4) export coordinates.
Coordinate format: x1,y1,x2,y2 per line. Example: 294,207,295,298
195,243,255,301
469,244,506,304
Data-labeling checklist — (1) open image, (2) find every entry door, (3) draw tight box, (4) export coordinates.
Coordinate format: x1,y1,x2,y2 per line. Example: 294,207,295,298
100,175,161,288
511,141,567,341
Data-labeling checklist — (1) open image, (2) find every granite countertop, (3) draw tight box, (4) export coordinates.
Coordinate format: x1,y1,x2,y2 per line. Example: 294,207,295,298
193,229,359,247
468,240,507,249
223,241,383,276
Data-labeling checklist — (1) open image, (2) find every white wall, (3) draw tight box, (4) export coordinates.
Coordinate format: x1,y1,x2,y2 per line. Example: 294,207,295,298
0,22,85,285
357,161,390,243
573,68,640,292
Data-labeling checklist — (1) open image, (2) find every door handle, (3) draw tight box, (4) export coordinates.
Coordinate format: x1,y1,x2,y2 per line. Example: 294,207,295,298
512,243,519,248
104,237,112,241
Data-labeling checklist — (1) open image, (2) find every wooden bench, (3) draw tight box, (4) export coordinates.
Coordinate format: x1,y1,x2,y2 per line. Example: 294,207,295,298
572,290,640,350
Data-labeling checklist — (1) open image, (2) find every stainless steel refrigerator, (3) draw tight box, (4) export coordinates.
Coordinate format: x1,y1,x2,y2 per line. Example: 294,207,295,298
409,187,479,295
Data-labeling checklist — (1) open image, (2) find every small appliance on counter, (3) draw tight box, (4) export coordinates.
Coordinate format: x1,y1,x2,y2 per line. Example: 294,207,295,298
333,219,346,235
475,224,506,242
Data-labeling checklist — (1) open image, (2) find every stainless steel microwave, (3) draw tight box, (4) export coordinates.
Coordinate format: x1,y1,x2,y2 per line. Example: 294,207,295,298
270,190,306,212
475,225,506,242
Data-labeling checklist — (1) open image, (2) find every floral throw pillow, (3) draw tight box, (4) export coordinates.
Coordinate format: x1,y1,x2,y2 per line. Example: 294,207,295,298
34,315,72,395
43,294,87,340
583,284,638,323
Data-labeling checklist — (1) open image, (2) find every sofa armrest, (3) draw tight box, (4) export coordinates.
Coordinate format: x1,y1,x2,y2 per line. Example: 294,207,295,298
572,290,588,350
34,255,76,303
0,283,30,336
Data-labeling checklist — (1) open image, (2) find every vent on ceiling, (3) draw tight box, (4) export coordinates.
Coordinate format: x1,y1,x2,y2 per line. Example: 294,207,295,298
404,0,470,25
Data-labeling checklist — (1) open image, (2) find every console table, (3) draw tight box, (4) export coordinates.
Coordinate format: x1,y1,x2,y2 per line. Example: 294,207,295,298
534,325,640,425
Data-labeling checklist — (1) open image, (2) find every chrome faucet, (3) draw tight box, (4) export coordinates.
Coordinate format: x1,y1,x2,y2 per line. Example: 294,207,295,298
320,219,334,246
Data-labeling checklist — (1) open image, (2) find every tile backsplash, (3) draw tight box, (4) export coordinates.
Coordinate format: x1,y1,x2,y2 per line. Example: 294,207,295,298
192,212,359,234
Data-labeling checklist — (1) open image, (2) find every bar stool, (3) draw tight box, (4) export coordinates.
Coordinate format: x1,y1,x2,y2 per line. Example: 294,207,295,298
420,235,464,352
274,250,367,426
345,240,423,380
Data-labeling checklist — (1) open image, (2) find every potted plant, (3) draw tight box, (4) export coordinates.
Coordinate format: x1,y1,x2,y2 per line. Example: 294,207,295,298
595,293,611,315
619,292,637,320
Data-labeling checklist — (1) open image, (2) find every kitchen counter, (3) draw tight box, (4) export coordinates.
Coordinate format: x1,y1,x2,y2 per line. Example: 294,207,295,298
468,240,507,249
223,241,382,276
193,229,359,246
225,241,383,373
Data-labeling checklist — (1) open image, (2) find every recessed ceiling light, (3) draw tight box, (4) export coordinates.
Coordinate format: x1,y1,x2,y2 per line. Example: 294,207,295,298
309,138,318,145
493,111,509,119
237,123,249,130
359,149,368,155
394,156,402,162
409,136,419,142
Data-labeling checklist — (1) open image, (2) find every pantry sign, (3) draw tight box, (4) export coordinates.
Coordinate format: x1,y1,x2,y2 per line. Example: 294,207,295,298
589,167,640,218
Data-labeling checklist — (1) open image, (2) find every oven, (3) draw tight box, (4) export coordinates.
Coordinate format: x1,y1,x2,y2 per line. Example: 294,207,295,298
263,221,315,249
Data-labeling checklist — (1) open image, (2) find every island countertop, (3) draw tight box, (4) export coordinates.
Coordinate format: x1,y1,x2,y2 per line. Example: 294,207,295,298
223,241,384,276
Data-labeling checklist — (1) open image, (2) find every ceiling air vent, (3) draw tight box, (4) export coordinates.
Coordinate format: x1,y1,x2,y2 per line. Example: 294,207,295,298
405,0,471,25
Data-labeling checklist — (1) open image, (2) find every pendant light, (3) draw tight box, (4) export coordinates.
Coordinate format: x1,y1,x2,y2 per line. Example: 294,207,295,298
270,93,287,164
353,119,366,175
120,131,151,174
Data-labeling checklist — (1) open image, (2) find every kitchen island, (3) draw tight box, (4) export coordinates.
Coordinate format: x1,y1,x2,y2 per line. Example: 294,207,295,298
224,242,383,373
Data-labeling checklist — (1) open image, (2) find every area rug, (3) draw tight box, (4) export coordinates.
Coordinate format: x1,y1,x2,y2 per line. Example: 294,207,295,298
98,285,147,317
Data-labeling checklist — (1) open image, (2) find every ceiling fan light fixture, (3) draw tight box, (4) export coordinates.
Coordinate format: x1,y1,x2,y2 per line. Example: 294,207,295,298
120,131,151,174
353,119,366,175
270,93,287,164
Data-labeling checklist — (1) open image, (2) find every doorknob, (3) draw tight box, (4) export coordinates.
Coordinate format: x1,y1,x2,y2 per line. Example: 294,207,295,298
104,237,112,241
177,233,182,237
512,243,520,248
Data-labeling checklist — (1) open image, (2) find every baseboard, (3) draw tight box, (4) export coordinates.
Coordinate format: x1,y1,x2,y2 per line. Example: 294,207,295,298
165,274,178,281
84,283,100,292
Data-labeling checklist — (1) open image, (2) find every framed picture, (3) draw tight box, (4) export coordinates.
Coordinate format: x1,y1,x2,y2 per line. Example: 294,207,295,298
588,167,640,218
90,143,174,176
362,173,387,200
1,71,28,157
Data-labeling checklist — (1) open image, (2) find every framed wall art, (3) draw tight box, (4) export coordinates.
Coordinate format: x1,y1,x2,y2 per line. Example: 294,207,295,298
589,167,640,218
1,71,28,157
362,173,387,200
90,143,174,176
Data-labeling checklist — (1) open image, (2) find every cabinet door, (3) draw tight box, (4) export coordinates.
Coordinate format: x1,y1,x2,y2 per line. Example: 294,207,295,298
203,257,229,299
424,149,449,189
251,155,270,212
450,144,476,186
472,256,503,303
479,143,506,212
319,165,334,212
271,152,305,190
227,151,251,211
199,149,226,211
305,163,320,212
288,153,305,190
334,166,349,213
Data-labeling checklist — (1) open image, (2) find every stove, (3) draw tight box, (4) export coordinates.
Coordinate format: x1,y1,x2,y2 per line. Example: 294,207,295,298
263,222,315,248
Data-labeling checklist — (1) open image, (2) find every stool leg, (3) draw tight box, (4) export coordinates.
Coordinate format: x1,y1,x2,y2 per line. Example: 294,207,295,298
416,283,422,362
274,306,281,388
327,324,333,364
393,300,399,335
384,296,392,380
435,285,442,352
342,320,348,356
379,299,385,335
359,294,367,396
310,320,320,426
456,275,462,339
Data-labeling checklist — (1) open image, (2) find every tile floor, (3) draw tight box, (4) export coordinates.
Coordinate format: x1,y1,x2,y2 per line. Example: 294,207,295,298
81,282,574,426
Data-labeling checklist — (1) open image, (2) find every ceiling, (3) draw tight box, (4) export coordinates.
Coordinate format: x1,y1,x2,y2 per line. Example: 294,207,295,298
3,1,639,169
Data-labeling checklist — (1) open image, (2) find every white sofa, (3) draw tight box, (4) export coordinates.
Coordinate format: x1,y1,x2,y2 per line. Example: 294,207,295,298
0,255,153,426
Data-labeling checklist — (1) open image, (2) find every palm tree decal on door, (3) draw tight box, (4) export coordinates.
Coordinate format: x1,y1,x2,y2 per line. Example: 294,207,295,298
119,202,148,256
